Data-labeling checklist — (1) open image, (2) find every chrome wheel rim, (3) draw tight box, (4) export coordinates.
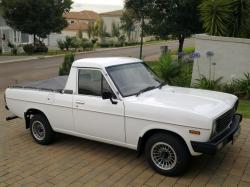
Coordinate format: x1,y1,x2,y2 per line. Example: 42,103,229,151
151,142,177,170
32,121,45,141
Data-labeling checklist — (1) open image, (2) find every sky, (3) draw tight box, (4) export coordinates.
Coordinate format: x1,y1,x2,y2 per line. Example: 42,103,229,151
72,0,124,13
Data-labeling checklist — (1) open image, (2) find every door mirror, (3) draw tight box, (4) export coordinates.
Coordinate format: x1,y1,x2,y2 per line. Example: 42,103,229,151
102,92,118,105
102,92,112,100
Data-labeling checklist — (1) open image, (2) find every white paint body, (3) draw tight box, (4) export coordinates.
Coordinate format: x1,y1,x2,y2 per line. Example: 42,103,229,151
5,57,238,156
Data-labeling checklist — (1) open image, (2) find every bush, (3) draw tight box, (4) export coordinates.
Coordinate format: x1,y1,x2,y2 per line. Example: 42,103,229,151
194,75,223,90
223,73,250,99
81,40,93,51
23,42,48,54
64,36,73,51
34,42,48,53
71,37,81,51
118,35,126,45
59,53,75,76
153,53,181,84
125,41,139,46
23,44,35,55
113,41,123,47
99,41,110,48
57,40,65,51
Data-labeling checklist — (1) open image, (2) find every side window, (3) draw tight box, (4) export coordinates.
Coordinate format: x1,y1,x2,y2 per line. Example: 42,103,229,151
78,69,116,98
78,69,102,96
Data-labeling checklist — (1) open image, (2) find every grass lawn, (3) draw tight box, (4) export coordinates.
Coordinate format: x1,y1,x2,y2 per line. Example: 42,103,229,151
238,100,250,118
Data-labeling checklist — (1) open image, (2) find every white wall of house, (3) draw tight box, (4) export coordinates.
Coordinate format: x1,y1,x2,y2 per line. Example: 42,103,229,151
101,16,121,34
192,34,250,84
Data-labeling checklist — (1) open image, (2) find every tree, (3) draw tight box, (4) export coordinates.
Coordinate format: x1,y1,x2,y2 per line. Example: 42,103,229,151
199,0,250,38
125,0,203,54
111,21,120,38
98,18,107,38
199,0,234,36
1,0,72,44
121,9,138,41
228,0,250,38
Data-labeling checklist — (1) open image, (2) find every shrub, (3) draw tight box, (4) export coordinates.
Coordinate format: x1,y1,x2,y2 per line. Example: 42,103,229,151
194,75,223,90
59,53,75,76
126,41,139,46
34,42,48,53
57,40,65,51
118,35,126,45
81,40,93,51
226,73,250,99
71,37,81,51
99,41,110,48
64,36,73,51
23,44,35,55
113,41,123,47
153,53,181,84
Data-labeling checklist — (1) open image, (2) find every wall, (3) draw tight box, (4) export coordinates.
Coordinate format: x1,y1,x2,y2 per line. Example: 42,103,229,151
192,34,250,84
101,16,121,34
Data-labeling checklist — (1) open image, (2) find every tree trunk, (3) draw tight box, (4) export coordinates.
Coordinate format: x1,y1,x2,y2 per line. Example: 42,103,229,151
178,35,185,53
178,35,185,59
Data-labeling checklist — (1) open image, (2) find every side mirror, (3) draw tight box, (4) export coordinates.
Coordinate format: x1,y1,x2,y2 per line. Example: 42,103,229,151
102,92,118,105
102,92,112,100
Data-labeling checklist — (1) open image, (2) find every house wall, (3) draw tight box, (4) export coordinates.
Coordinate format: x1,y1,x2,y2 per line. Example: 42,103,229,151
192,34,250,84
101,16,121,34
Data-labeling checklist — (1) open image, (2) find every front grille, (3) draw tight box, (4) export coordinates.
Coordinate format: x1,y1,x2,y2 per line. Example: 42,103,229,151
216,109,235,133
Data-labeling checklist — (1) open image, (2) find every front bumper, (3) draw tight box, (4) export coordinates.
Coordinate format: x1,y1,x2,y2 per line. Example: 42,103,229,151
191,114,242,154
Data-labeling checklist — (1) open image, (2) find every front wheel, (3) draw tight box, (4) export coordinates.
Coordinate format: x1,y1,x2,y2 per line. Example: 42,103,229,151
145,133,190,176
30,114,55,145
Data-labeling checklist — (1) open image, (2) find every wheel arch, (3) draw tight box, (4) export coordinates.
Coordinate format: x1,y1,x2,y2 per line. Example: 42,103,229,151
137,128,190,156
24,108,49,129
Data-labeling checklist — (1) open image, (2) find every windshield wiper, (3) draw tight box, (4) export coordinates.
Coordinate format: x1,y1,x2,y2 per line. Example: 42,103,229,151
157,82,167,89
136,86,157,96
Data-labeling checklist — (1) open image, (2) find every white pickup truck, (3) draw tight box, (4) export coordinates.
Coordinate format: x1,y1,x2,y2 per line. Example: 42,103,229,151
4,57,242,176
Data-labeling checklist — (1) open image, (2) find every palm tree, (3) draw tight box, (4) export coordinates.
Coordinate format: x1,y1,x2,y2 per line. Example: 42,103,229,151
199,0,250,38
228,0,250,38
199,0,232,36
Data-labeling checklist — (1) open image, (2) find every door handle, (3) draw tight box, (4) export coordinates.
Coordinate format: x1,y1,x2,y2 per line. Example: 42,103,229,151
76,101,85,105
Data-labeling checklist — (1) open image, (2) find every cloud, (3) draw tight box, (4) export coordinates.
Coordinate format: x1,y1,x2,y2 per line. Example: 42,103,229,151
71,2,124,13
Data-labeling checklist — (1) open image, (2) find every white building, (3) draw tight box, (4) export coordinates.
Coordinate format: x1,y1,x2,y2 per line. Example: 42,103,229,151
100,10,141,41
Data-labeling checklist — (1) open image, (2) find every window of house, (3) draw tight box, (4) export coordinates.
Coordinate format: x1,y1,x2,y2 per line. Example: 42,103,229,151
78,69,114,97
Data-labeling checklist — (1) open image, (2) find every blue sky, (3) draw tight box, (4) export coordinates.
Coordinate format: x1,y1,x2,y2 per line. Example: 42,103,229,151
72,0,124,13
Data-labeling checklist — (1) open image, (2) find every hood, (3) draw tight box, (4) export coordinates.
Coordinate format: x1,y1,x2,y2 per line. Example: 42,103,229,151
124,86,238,129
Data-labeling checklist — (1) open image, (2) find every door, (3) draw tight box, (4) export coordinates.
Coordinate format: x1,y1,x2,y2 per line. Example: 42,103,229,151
73,68,125,143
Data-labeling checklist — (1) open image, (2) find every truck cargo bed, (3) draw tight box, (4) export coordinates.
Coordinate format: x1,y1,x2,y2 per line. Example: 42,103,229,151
10,76,68,92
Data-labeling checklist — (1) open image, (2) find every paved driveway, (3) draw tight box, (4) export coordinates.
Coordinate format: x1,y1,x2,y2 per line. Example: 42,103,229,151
0,93,250,187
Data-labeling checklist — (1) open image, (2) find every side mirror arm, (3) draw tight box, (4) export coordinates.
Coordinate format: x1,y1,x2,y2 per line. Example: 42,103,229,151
110,98,118,105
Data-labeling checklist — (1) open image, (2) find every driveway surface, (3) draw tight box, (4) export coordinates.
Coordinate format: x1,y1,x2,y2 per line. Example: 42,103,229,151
0,39,194,91
0,92,250,187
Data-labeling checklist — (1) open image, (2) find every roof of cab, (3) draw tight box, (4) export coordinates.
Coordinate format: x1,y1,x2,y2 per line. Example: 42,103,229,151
72,57,142,69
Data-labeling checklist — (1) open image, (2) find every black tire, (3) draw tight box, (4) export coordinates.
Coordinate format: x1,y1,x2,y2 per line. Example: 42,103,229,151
145,132,190,176
30,114,54,145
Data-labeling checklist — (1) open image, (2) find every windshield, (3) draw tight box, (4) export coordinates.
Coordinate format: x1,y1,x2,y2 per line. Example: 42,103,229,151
106,62,162,97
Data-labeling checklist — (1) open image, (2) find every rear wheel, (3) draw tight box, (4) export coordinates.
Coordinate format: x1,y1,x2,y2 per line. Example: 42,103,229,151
30,114,54,145
145,133,190,176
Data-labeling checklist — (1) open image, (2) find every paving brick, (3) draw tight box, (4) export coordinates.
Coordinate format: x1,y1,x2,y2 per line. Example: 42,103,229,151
1,92,250,187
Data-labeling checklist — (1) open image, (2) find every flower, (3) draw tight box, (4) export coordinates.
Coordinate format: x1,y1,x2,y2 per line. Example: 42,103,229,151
178,51,185,58
206,51,214,58
189,52,200,59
